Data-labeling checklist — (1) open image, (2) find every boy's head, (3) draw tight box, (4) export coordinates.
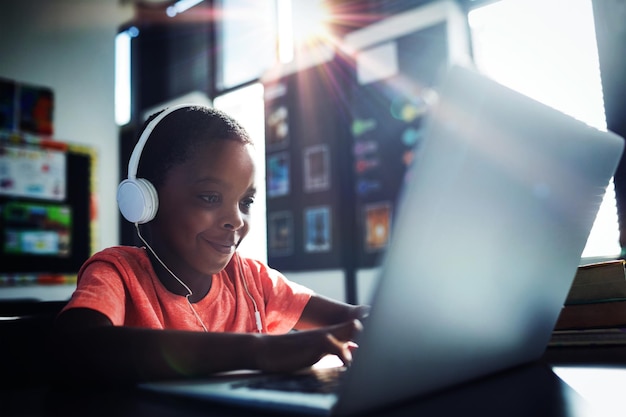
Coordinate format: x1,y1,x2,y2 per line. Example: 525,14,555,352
122,104,258,275
118,105,253,225
137,105,252,190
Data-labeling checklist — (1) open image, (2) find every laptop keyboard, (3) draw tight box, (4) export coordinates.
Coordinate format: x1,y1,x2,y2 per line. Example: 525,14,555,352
231,367,346,394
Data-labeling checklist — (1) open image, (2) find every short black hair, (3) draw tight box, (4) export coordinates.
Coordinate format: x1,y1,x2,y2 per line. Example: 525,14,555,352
136,105,252,189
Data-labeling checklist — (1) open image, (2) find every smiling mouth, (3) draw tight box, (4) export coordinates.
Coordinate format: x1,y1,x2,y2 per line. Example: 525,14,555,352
206,240,236,255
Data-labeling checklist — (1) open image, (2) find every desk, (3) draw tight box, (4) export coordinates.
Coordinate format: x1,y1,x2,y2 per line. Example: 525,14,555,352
0,356,619,417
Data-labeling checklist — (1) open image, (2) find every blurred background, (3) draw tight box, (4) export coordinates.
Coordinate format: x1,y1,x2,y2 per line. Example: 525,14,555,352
1,0,625,305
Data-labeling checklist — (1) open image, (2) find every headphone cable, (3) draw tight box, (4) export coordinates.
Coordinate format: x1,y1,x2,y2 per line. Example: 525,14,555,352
236,252,263,333
135,224,263,333
135,223,208,332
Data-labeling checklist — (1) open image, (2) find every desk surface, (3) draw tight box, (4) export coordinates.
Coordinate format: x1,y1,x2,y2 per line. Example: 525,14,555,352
1,355,622,417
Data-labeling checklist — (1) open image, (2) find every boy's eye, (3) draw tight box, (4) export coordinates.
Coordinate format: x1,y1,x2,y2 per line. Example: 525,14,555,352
241,197,255,209
200,194,220,204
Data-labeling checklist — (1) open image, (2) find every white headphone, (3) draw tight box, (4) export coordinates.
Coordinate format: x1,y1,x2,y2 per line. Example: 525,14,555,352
117,104,192,224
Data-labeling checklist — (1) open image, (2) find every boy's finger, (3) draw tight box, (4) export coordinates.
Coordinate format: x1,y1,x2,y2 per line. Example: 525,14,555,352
329,319,363,341
325,334,353,366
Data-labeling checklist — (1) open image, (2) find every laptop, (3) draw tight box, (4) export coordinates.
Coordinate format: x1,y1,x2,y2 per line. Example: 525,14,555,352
139,64,625,416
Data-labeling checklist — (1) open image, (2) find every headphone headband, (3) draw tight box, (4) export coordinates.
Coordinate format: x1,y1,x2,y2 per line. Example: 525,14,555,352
117,103,193,224
127,103,192,179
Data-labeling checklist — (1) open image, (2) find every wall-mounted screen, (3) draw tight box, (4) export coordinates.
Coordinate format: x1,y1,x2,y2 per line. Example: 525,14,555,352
0,143,92,276
2,201,71,257
0,145,67,200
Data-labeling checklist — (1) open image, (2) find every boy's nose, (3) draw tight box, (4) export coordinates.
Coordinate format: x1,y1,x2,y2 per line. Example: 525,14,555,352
223,206,244,230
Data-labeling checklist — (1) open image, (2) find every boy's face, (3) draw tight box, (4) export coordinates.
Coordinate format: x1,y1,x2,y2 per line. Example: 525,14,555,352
151,140,256,277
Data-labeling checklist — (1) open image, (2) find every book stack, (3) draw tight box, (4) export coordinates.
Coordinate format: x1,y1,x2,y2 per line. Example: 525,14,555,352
550,259,626,348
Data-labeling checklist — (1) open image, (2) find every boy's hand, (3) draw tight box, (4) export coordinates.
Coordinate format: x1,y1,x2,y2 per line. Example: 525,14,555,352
256,319,363,373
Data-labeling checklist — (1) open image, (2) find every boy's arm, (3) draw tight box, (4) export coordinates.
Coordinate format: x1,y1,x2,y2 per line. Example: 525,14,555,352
294,294,370,330
51,307,361,383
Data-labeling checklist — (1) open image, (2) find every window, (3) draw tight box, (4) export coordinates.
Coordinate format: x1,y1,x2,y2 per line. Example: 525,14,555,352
115,27,138,126
214,83,267,261
468,0,619,260
216,0,277,90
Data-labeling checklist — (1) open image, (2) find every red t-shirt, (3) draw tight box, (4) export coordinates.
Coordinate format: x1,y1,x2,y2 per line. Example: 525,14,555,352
62,246,312,334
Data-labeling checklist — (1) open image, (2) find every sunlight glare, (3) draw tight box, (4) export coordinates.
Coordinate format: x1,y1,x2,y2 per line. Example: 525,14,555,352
292,0,331,43
468,0,619,259
277,0,294,63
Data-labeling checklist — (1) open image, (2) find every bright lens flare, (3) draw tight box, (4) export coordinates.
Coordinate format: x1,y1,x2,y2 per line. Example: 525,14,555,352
292,0,331,45
278,0,336,63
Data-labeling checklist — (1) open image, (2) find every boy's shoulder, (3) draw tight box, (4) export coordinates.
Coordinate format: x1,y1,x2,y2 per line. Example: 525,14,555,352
83,245,148,270
94,245,145,258
77,246,151,283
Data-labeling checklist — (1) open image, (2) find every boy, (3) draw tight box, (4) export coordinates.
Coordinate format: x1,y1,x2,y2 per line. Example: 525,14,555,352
52,105,368,383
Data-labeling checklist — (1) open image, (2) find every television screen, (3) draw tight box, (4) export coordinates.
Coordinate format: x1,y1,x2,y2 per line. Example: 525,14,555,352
0,144,92,275
2,201,72,257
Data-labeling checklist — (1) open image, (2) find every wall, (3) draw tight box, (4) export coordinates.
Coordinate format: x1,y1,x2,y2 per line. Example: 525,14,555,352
0,0,133,254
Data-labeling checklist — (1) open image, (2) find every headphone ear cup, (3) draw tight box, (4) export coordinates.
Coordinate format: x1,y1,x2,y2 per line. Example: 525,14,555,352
117,178,159,224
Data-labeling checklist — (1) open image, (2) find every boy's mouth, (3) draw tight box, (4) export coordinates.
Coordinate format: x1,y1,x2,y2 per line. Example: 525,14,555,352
205,239,236,255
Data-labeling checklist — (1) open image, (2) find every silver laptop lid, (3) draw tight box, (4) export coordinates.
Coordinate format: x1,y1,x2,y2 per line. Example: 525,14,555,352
334,64,624,415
